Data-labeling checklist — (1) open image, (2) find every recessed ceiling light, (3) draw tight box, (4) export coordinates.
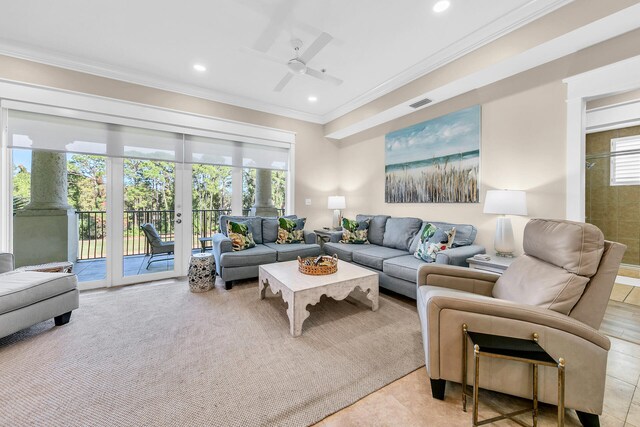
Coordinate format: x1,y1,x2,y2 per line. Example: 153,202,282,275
193,64,207,72
308,95,318,102
433,0,450,13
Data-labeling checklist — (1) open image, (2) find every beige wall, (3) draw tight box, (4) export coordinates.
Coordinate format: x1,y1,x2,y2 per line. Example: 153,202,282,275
0,55,340,230
337,80,567,255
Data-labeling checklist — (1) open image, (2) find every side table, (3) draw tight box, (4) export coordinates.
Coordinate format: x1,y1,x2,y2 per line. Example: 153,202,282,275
198,237,213,253
462,324,565,426
466,256,516,275
188,253,215,292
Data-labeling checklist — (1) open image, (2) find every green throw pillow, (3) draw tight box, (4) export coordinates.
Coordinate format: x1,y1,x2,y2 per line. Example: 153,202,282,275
227,220,256,251
339,218,370,244
414,223,456,262
277,217,306,244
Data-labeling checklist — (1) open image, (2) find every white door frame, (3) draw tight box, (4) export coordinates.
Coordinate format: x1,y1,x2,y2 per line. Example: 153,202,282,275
564,54,640,221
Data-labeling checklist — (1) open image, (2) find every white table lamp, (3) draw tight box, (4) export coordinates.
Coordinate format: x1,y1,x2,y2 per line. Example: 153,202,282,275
483,190,528,257
327,196,346,229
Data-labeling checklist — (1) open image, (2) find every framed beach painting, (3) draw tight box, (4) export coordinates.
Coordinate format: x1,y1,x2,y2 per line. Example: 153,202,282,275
385,105,480,203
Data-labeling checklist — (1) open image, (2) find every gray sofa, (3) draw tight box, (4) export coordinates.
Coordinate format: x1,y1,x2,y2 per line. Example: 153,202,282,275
212,215,321,289
322,215,485,299
0,252,79,340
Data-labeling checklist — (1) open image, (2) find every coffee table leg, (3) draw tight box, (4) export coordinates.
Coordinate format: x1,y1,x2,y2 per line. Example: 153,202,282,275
259,278,269,300
366,285,379,311
287,295,310,337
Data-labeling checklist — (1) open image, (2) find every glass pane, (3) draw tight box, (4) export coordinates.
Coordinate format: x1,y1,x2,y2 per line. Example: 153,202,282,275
242,168,286,216
11,149,107,282
123,159,175,277
191,164,232,252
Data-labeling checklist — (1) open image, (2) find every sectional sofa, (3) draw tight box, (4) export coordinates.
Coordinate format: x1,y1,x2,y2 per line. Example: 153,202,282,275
322,215,485,299
212,215,321,289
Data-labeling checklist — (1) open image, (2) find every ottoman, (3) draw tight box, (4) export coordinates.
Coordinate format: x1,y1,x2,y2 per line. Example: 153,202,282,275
0,270,79,339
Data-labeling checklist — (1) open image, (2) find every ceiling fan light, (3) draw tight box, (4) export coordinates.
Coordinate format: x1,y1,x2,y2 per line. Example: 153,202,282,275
287,59,307,74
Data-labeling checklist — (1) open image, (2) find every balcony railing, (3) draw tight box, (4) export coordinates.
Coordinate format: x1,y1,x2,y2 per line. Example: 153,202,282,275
76,208,285,260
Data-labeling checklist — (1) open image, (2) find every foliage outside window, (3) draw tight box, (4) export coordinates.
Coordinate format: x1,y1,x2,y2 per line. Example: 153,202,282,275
610,136,640,186
242,168,287,215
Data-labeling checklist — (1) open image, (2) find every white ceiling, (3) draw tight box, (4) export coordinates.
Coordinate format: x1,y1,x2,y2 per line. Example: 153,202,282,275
0,0,572,123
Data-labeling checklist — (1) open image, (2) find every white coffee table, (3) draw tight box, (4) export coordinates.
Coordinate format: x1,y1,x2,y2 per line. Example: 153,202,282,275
259,260,379,337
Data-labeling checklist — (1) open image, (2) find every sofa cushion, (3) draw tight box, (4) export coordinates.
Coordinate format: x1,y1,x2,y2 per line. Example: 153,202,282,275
220,244,277,268
382,217,422,251
276,217,306,244
340,217,370,244
492,254,590,315
264,243,321,262
262,215,297,243
356,215,390,246
0,271,76,315
414,223,456,263
220,215,263,244
352,246,408,270
409,221,477,253
226,220,257,251
523,219,604,277
323,242,372,262
383,255,427,283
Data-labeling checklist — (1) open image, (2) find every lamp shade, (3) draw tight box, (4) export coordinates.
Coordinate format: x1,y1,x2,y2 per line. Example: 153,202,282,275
327,196,346,210
483,190,528,215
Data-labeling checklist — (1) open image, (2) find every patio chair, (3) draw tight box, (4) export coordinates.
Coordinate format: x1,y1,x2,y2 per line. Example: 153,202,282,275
140,223,174,269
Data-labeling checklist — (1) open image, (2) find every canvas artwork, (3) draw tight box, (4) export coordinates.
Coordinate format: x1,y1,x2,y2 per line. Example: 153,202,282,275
385,105,480,203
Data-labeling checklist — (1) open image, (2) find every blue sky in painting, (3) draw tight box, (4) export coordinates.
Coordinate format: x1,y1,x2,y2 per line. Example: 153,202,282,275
385,105,480,166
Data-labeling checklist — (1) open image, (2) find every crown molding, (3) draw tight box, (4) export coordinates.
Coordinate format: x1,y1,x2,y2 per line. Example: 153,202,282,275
0,40,325,124
320,0,574,123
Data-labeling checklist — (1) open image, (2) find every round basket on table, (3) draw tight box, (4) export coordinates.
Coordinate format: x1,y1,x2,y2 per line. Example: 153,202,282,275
298,254,338,275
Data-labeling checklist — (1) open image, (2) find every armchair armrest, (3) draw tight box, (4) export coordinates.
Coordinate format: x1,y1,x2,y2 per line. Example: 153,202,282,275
303,230,316,244
212,233,232,274
0,252,15,273
424,288,610,350
417,264,499,297
435,244,485,267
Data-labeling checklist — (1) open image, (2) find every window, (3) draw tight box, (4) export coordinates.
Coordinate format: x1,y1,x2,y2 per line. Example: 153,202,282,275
610,136,640,186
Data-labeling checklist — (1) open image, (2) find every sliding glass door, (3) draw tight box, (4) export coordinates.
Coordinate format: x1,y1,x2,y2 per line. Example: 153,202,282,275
4,106,292,289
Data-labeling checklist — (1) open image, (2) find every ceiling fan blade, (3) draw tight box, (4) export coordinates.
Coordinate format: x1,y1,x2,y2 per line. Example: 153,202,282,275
299,32,333,63
253,0,294,52
274,73,294,92
306,67,343,86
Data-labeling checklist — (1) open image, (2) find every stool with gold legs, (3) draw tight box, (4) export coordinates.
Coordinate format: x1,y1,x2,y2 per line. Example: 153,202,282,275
461,324,565,426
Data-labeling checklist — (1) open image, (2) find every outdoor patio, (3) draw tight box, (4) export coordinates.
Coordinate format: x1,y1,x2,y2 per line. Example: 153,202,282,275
74,249,203,282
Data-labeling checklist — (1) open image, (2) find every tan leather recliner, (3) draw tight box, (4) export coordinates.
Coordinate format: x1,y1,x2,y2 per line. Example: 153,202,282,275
417,219,626,426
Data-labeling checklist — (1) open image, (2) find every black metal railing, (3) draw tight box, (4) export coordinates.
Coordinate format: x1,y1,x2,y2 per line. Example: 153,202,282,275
76,208,284,260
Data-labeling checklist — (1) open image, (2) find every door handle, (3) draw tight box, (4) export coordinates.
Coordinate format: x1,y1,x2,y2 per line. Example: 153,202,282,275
176,213,182,217
175,219,182,224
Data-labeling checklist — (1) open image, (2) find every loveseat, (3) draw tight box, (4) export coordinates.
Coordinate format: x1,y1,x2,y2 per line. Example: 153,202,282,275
0,252,79,340
212,215,321,289
322,215,485,299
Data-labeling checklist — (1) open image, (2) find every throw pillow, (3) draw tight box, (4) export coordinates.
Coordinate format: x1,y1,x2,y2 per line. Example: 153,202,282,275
277,217,306,244
340,218,370,244
414,223,456,262
226,220,256,251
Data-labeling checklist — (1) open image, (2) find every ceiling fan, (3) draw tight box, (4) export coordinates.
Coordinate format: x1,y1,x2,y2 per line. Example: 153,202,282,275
247,32,343,92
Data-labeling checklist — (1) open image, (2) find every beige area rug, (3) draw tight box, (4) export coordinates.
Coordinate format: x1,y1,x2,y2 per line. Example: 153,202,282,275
0,279,424,426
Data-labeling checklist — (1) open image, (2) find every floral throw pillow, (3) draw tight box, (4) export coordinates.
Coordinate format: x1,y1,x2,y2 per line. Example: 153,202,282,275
226,220,256,251
277,217,306,244
340,218,370,244
414,223,456,262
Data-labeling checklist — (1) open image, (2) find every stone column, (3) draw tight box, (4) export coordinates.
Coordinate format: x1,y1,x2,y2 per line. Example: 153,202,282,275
250,169,279,217
14,151,78,267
